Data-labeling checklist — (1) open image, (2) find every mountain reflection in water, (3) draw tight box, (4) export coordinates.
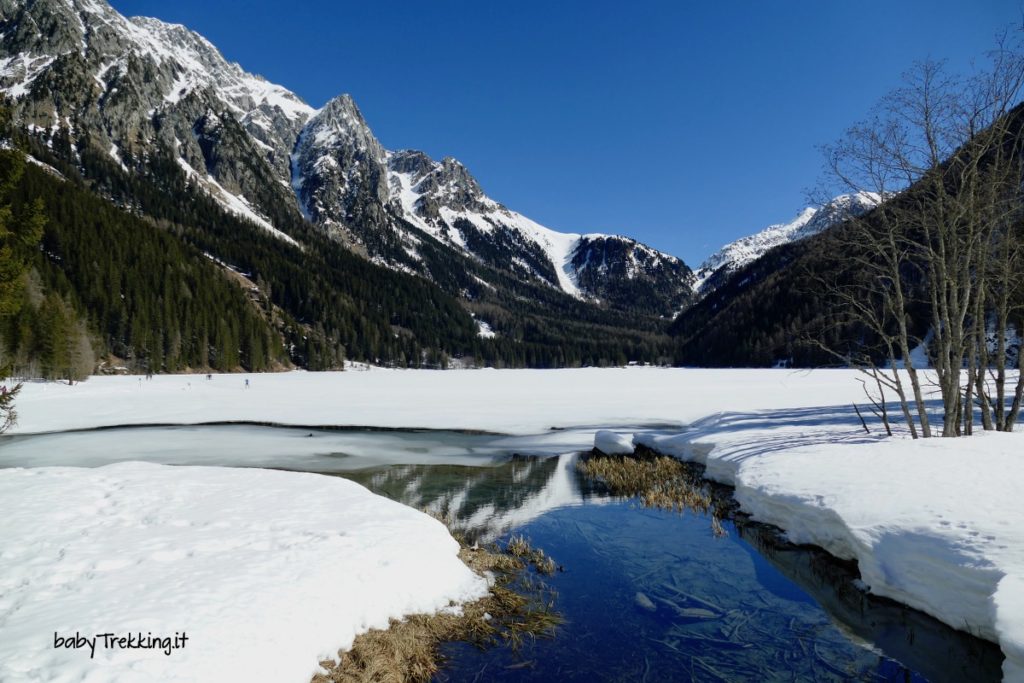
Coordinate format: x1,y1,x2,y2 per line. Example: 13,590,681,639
342,454,1003,683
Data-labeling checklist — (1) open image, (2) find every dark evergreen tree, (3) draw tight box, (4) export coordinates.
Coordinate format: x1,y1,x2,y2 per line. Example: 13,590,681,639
0,144,46,430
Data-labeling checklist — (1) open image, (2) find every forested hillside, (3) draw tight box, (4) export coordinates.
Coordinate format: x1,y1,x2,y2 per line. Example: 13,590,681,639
1,147,288,377
668,235,875,366
671,100,1024,369
0,121,677,376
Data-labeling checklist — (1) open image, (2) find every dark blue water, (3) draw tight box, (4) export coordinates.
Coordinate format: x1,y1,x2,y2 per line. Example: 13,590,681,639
344,458,1002,683
434,505,903,681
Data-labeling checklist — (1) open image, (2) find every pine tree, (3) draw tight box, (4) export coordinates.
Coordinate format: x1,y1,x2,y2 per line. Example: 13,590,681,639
0,144,45,431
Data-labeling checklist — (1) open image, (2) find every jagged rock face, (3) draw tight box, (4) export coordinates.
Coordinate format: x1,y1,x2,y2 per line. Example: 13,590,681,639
290,94,393,243
387,148,502,235
407,155,493,216
0,0,313,236
694,192,881,298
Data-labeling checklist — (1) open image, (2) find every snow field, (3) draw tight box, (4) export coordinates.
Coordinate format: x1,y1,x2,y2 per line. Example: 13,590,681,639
9,367,871,436
0,463,488,683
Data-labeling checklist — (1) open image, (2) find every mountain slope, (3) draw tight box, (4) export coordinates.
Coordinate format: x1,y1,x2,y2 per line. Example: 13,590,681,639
290,94,695,315
385,148,695,314
5,115,679,372
0,0,312,240
693,193,880,297
0,0,693,320
3,146,288,375
667,119,1024,368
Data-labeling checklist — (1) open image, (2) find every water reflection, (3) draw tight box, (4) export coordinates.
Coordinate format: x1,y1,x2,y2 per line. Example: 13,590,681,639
343,454,608,542
733,520,1003,683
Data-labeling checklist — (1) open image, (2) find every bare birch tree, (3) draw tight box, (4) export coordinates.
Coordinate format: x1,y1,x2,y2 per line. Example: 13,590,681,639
819,35,1024,436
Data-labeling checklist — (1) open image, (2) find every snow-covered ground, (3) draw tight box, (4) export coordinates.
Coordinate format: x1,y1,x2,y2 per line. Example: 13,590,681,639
0,462,486,683
10,367,871,435
6,367,1024,681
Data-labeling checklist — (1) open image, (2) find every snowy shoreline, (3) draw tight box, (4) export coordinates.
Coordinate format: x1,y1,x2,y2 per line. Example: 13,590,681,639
7,368,1024,681
613,414,1024,682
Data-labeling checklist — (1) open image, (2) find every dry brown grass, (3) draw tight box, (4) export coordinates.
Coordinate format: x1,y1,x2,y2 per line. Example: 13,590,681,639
313,526,561,683
577,452,727,535
505,534,559,575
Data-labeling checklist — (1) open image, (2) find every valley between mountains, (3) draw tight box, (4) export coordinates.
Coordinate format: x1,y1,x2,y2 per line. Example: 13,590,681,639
0,0,879,374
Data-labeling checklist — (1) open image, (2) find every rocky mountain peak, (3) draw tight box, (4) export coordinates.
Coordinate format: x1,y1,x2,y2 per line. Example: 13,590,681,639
315,93,363,127
792,192,880,241
415,155,488,213
387,149,434,180
385,149,497,228
301,94,383,161
438,155,482,189
290,93,390,233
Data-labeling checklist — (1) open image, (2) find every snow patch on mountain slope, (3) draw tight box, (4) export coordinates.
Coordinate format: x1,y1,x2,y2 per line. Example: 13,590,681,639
386,153,616,298
475,318,496,339
693,207,816,293
0,53,55,97
175,153,298,247
694,192,881,296
495,209,591,298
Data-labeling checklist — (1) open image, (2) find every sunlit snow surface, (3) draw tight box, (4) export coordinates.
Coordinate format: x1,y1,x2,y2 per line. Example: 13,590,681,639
0,462,486,683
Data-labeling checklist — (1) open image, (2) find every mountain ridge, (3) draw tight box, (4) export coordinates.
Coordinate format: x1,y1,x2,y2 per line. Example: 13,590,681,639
693,192,880,298
0,0,694,317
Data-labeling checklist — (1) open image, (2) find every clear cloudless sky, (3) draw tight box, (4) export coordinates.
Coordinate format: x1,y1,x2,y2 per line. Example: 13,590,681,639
109,0,1022,266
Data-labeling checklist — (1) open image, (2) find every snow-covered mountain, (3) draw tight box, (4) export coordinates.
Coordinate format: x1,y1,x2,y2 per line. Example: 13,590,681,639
0,0,312,240
693,192,880,297
289,93,694,312
384,148,694,311
0,0,693,316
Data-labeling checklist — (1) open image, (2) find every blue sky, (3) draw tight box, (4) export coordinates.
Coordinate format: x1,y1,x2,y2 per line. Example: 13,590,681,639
110,0,1021,266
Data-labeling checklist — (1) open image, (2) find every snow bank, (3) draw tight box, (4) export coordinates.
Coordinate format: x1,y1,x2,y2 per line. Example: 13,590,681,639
593,430,634,455
0,463,487,683
631,409,1024,682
